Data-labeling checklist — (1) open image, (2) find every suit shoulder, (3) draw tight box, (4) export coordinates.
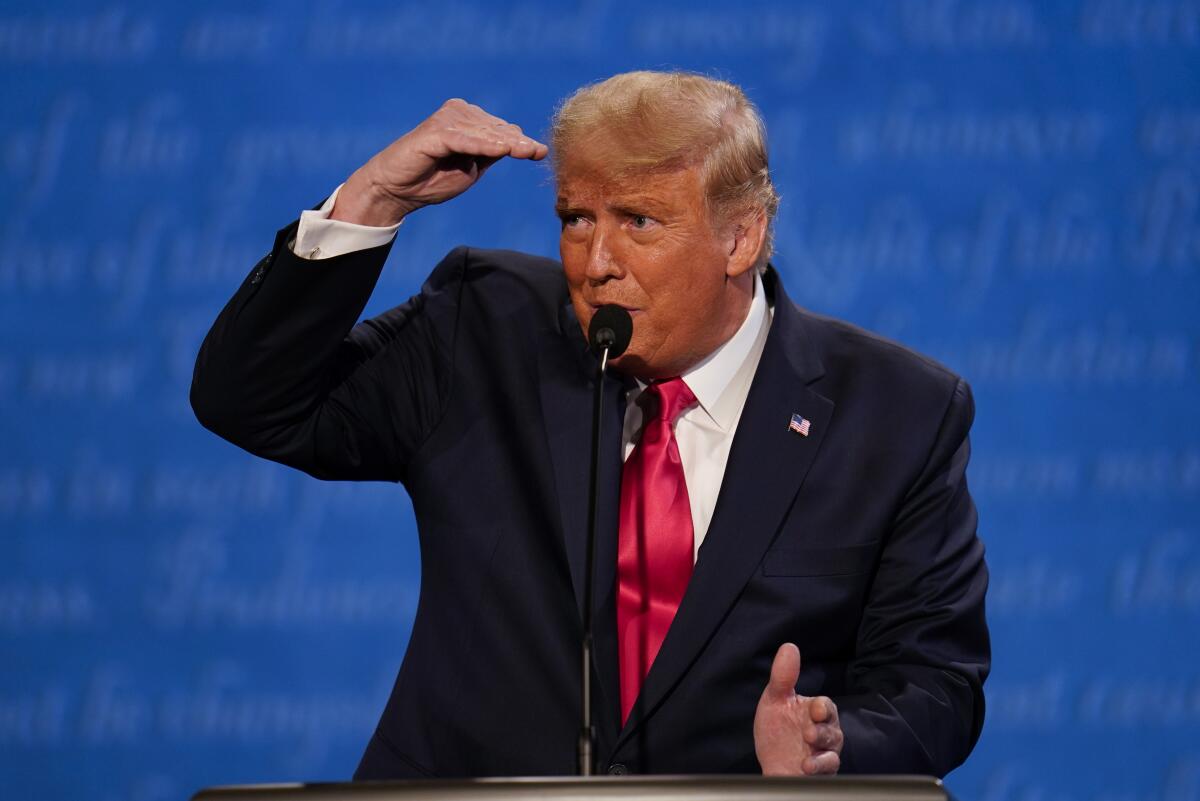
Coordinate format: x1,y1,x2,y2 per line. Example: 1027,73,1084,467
794,308,976,477
798,307,965,399
434,245,566,303
419,246,569,349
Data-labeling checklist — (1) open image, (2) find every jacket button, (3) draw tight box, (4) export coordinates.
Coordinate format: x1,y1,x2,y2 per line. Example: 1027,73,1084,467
607,763,628,775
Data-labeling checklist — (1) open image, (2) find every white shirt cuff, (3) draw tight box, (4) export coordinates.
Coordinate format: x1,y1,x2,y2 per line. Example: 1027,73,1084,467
293,183,402,260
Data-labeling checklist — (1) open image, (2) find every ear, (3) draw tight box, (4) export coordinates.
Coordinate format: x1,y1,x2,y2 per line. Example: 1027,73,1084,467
725,209,767,279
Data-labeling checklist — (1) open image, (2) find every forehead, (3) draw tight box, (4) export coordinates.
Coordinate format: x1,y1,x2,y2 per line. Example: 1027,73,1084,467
555,161,705,211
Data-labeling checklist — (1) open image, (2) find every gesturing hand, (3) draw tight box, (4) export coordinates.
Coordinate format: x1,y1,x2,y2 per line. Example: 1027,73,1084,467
753,643,844,776
332,98,549,227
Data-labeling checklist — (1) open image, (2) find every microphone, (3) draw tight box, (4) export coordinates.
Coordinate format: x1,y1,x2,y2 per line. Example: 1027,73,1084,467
588,305,633,360
578,304,632,776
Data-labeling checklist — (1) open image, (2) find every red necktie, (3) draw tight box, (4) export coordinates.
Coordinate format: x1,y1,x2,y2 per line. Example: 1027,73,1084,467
616,377,697,725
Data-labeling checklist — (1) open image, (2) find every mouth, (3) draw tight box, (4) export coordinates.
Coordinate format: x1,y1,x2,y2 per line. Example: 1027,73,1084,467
589,303,641,315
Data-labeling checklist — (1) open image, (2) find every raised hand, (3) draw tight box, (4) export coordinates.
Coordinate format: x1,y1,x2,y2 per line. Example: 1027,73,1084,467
331,98,548,227
754,643,844,775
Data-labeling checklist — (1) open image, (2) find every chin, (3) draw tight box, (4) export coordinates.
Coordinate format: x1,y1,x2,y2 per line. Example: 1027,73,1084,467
610,351,670,382
608,351,642,374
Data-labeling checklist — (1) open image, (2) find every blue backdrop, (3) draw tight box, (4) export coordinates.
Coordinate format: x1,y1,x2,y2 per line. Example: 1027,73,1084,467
2,1,1199,800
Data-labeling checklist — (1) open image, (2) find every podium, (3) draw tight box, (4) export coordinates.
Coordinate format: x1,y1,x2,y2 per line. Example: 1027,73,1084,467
193,775,952,801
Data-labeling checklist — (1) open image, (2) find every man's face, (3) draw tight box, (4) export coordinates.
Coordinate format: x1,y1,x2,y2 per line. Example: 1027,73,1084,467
556,156,753,381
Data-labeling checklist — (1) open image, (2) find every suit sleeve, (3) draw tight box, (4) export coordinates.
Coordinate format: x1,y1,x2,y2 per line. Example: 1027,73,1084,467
836,377,990,777
190,218,468,483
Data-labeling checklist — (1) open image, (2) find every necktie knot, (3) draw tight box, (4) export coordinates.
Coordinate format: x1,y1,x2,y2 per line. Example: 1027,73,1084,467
644,377,696,424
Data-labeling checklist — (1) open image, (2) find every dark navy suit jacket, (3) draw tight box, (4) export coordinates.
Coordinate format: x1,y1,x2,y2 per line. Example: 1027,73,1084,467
191,218,990,779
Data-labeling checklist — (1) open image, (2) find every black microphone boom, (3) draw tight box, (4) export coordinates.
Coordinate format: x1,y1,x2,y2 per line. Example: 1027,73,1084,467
577,304,632,776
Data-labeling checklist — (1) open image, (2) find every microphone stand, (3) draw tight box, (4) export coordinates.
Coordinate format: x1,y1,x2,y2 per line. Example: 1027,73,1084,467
577,306,630,777
578,341,610,777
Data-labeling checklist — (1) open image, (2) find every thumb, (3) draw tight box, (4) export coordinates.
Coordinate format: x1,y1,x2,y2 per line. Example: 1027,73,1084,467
472,155,501,180
764,642,801,702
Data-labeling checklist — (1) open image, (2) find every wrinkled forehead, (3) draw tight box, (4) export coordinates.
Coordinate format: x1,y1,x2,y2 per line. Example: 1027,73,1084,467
554,160,706,211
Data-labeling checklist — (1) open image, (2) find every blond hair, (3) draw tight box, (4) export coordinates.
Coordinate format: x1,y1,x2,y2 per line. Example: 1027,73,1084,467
550,70,779,264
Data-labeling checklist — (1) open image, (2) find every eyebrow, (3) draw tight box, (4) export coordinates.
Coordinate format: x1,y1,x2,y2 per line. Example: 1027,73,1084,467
554,195,675,216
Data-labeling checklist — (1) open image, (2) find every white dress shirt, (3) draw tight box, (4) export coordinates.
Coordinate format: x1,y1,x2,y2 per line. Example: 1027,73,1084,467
293,183,400,259
294,187,774,563
620,274,771,561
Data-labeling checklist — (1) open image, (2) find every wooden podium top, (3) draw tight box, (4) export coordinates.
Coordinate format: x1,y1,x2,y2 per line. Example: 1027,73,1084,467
193,775,952,801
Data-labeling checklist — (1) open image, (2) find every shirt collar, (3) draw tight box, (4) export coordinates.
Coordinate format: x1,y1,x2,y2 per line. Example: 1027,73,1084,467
630,270,771,433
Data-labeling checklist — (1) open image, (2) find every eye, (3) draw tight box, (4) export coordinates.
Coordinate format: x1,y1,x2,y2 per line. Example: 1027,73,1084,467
559,213,584,228
631,214,653,229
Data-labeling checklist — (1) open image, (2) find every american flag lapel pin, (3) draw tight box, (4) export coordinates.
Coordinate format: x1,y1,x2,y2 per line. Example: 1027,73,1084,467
788,413,811,437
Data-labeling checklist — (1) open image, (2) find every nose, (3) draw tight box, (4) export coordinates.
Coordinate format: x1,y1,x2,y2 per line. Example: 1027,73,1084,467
584,221,625,283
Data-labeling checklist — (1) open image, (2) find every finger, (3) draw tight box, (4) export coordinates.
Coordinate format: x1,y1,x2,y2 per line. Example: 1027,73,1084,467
802,751,841,775
440,129,519,159
464,117,547,157
471,123,547,160
803,721,843,751
764,643,801,702
429,99,543,160
444,126,547,162
509,138,548,160
809,695,836,723
462,120,521,137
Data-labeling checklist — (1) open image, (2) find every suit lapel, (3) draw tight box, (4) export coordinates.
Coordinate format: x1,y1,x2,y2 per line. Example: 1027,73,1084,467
616,269,833,747
537,300,626,741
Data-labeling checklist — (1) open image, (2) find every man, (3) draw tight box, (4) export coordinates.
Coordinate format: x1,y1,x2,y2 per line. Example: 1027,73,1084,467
191,71,989,779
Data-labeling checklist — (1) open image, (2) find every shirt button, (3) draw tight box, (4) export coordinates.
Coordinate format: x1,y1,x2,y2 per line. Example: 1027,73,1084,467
607,763,628,775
